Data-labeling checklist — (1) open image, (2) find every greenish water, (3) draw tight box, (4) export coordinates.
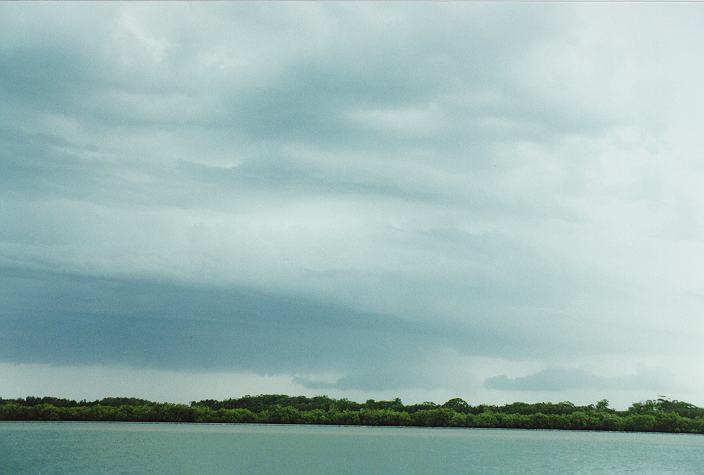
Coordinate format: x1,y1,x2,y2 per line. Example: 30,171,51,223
2,423,703,474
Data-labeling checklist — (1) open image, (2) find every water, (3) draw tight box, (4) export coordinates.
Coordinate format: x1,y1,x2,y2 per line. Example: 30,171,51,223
2,423,703,474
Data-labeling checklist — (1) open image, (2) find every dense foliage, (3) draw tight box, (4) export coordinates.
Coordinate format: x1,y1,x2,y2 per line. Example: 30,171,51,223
2,395,704,434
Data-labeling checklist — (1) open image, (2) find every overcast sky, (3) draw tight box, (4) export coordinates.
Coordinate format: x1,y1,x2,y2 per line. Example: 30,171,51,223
2,2,704,409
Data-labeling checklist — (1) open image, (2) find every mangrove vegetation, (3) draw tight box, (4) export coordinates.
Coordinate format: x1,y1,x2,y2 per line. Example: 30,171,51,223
2,395,704,434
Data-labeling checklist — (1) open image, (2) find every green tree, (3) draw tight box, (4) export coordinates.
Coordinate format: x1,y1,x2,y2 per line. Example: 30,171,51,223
443,398,470,413
595,399,610,411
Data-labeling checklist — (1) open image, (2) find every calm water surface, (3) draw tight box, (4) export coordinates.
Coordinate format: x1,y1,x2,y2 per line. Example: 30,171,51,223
2,422,703,474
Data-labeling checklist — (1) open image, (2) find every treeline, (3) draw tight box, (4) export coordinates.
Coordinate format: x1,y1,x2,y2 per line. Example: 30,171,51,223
2,395,704,434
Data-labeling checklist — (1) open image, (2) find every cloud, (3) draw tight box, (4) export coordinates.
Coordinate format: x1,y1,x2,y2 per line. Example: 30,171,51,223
485,367,674,392
1,3,704,402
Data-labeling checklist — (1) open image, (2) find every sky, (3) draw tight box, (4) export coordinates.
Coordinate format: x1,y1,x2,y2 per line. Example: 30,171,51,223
2,2,704,409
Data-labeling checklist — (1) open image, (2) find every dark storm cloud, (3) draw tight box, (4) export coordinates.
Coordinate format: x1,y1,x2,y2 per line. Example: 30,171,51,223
0,265,672,374
2,2,704,399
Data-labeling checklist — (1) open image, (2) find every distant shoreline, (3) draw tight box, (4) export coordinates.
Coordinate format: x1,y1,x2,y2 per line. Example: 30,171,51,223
3,394,704,435
3,419,704,437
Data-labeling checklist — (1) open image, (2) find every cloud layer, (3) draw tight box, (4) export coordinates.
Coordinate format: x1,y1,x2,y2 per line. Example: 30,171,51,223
485,367,673,393
2,3,704,405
